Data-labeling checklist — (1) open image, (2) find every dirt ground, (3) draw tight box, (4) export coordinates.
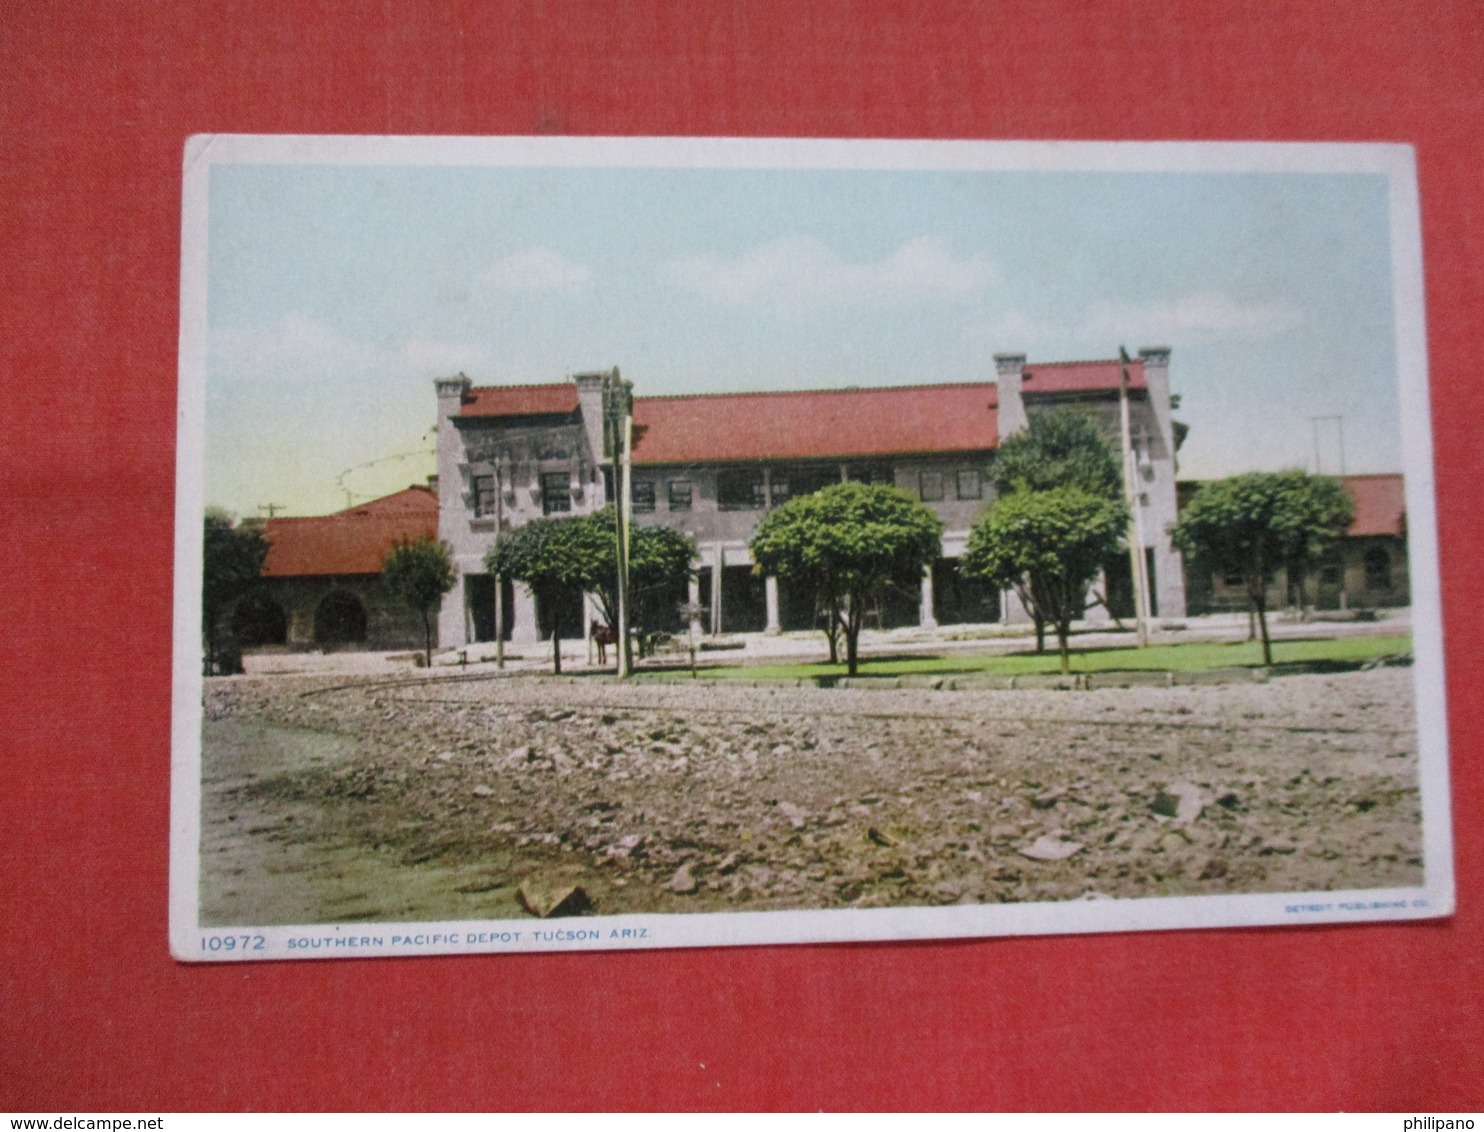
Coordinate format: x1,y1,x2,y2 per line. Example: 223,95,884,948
199,667,1423,926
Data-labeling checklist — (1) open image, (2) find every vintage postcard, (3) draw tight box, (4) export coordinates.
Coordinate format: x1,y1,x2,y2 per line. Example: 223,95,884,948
171,136,1452,961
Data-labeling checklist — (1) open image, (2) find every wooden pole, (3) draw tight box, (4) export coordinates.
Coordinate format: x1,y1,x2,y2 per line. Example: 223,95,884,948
1120,347,1152,647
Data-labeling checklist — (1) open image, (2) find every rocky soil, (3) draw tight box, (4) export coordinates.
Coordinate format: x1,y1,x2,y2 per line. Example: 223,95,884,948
200,668,1423,925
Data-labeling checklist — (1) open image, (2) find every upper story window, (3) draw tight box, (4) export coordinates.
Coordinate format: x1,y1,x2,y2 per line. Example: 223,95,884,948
847,462,893,485
541,471,571,514
718,468,766,511
956,468,982,500
668,480,693,512
772,465,838,504
472,474,497,518
631,481,656,513
919,470,945,503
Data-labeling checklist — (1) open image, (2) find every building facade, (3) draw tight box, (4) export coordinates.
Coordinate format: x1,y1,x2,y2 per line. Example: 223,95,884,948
435,350,1188,647
234,486,439,651
1179,473,1410,614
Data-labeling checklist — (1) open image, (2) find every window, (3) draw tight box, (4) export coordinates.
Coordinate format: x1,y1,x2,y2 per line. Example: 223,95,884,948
1364,548,1392,591
541,471,571,514
955,468,982,500
919,470,944,502
472,474,496,518
718,468,766,510
1223,571,1245,588
631,481,656,513
847,461,893,485
668,480,693,512
773,465,838,503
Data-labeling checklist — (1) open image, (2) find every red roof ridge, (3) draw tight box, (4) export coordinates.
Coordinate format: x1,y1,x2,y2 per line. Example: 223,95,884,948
466,380,572,394
634,381,1000,403
1023,357,1132,368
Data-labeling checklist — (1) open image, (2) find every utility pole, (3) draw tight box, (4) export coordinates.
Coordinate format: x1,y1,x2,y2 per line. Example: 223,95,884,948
493,448,505,669
603,368,635,677
1119,347,1153,647
257,503,286,519
1309,414,1346,476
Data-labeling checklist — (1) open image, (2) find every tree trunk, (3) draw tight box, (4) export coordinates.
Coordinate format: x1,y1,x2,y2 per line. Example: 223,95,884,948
1034,613,1046,654
844,599,861,676
422,608,433,670
551,604,562,675
1253,591,1272,667
1056,621,1071,675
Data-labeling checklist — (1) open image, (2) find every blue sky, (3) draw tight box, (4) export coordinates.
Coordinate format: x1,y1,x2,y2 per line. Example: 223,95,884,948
204,160,1401,517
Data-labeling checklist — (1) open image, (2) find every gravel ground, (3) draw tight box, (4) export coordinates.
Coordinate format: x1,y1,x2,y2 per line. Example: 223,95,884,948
200,667,1422,925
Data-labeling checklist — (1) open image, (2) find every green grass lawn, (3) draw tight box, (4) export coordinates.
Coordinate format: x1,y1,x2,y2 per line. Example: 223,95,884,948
688,634,1412,681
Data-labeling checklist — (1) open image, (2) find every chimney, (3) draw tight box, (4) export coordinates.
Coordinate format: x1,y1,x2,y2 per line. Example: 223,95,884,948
1137,347,1174,458
994,353,1028,439
433,373,472,543
573,371,608,471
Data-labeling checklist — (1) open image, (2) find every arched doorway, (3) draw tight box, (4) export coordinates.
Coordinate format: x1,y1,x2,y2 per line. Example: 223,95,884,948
231,592,288,646
1364,547,1392,592
314,590,368,644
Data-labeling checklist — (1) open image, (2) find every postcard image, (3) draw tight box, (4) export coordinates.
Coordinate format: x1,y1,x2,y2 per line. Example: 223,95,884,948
171,136,1452,961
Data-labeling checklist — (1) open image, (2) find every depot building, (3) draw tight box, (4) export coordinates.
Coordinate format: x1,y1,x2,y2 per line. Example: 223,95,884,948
432,349,1188,647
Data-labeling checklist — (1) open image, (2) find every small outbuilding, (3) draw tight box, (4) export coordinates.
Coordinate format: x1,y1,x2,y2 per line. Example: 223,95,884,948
235,485,439,652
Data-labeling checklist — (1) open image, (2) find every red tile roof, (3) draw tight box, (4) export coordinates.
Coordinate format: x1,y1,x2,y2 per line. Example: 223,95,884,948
459,359,1138,464
263,487,438,577
1021,358,1146,393
631,384,1001,464
1344,474,1406,537
335,485,439,517
460,383,579,418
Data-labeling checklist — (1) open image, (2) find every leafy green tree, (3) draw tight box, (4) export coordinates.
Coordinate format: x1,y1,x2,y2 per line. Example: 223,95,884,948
1280,475,1358,611
1173,471,1355,665
963,486,1129,675
202,509,269,676
750,482,943,675
485,515,610,674
992,408,1124,647
382,537,456,669
992,408,1122,501
582,511,696,657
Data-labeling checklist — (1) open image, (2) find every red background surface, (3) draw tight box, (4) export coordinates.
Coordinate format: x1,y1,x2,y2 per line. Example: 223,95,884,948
3,1,1481,1111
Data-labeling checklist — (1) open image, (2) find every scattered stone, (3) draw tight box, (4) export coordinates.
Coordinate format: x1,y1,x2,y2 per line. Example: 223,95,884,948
516,879,593,918
1198,858,1229,880
471,785,494,797
1151,782,1206,824
716,852,740,874
435,751,457,762
777,802,808,830
1018,835,1084,861
1031,789,1064,810
666,864,698,894
867,826,900,848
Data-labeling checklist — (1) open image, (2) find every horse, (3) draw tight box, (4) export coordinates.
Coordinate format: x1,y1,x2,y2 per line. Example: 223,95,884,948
590,620,618,665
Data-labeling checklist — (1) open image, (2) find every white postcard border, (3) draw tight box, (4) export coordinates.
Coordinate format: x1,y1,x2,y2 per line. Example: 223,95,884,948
171,135,1453,962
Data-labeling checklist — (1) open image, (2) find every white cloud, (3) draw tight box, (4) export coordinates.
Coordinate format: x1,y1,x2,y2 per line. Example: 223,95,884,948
664,235,995,307
210,313,484,384
1080,292,1303,347
475,247,593,294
